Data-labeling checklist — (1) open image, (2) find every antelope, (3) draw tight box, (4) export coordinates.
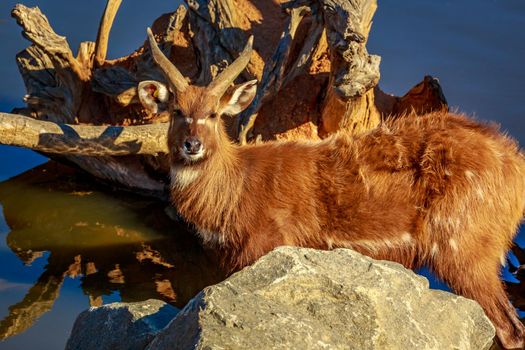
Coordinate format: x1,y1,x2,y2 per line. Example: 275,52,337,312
140,28,525,349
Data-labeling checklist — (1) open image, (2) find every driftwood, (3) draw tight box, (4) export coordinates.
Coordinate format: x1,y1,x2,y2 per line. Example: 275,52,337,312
0,112,167,156
2,0,448,196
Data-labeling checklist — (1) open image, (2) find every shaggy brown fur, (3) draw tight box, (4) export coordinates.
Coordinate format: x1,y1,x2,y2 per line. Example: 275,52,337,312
169,108,525,349
142,29,525,349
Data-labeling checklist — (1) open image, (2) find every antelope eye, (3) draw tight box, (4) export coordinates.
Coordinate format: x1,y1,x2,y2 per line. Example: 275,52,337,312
209,113,218,119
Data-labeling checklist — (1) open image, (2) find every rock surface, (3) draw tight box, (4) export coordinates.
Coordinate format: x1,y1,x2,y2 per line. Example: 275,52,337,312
65,299,178,350
147,247,495,350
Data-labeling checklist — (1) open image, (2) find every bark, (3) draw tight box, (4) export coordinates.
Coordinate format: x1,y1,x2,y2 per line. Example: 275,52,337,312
0,112,167,156
3,0,448,195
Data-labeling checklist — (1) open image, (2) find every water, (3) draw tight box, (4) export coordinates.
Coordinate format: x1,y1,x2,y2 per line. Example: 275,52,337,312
0,163,225,349
0,0,524,348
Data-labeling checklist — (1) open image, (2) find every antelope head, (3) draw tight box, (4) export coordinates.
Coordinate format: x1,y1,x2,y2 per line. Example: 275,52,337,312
138,28,257,164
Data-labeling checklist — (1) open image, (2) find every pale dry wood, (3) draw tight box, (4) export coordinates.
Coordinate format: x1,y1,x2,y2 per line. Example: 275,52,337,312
281,17,324,87
95,0,122,67
186,0,251,84
392,75,448,115
319,0,381,135
12,4,88,81
93,5,188,106
5,0,449,195
237,4,311,144
0,112,168,156
12,4,105,124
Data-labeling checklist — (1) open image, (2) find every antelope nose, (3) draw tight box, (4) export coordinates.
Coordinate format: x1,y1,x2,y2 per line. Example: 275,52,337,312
183,137,202,154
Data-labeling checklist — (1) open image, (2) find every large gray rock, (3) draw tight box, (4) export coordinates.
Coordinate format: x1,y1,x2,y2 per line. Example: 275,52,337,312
66,299,178,350
148,247,495,350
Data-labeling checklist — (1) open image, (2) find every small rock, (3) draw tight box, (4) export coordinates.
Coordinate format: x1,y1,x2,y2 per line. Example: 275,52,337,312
66,299,178,350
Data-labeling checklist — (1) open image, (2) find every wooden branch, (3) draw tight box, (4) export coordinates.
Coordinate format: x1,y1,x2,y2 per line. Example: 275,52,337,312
12,4,88,81
95,0,122,67
319,0,381,136
281,17,324,87
237,5,311,144
185,0,253,84
0,113,168,156
392,75,448,115
92,5,189,108
12,4,107,124
7,0,451,194
15,45,78,123
321,0,379,98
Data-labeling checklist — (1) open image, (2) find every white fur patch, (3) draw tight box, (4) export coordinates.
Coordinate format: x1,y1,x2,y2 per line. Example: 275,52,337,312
465,170,475,179
197,228,225,247
196,119,206,125
475,187,485,201
449,238,458,252
185,117,194,124
155,84,169,102
326,235,415,254
383,239,394,248
500,253,507,267
430,242,439,258
179,148,205,162
171,166,200,189
401,232,413,243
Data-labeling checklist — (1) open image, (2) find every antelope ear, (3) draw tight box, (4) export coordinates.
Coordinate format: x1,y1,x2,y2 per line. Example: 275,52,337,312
138,80,170,114
218,80,257,116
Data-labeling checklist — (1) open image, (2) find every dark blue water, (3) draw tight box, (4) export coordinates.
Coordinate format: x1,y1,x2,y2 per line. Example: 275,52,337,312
1,1,524,348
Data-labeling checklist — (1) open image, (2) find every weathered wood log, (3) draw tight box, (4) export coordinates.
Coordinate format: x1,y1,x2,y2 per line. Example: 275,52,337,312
238,4,313,144
3,0,448,195
95,0,122,67
318,0,381,136
0,112,167,156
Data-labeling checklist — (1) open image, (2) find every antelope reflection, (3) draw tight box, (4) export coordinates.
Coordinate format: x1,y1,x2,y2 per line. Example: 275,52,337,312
0,162,225,340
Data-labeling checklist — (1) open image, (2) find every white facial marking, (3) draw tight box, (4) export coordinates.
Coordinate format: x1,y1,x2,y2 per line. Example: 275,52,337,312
179,148,205,162
185,117,193,124
449,238,458,252
171,166,201,189
196,119,206,125
431,242,439,258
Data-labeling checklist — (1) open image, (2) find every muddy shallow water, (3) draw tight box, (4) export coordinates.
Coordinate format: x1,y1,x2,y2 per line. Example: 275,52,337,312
1,0,524,349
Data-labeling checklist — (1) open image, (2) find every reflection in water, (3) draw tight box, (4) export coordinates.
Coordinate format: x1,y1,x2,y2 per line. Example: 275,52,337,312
0,162,225,341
